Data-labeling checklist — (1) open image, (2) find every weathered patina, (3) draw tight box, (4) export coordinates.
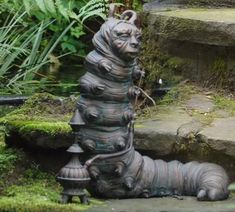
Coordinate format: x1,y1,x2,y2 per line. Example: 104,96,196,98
58,6,229,203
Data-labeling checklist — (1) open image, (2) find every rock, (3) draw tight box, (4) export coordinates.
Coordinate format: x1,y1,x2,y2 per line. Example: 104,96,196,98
87,196,235,212
177,120,204,141
0,93,75,149
141,7,235,92
135,107,193,155
197,117,235,157
10,129,74,150
146,8,235,47
186,94,215,113
2,92,235,178
144,0,235,11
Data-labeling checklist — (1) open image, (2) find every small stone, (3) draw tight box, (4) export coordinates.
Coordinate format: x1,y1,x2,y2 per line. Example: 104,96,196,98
135,106,193,155
186,94,215,113
177,120,204,143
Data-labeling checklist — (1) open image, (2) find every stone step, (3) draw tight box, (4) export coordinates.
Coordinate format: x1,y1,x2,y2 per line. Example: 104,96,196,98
145,8,235,47
144,0,235,9
1,93,235,180
86,196,235,212
142,7,235,91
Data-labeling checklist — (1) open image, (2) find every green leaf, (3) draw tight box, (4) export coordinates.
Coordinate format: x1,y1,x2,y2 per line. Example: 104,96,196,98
35,0,47,13
23,0,32,14
55,0,69,20
70,25,85,39
33,11,47,21
44,0,57,16
61,42,76,53
81,8,106,23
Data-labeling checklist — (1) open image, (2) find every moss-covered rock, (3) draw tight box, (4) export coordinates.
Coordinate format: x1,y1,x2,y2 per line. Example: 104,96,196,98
141,7,235,93
187,0,235,7
0,146,103,212
148,8,235,46
139,25,185,90
0,93,76,149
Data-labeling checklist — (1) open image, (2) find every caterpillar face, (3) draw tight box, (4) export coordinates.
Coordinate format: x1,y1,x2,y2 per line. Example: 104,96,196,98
111,22,141,62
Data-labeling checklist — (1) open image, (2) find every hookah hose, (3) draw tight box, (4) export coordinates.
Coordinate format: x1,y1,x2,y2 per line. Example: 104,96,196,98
84,120,134,168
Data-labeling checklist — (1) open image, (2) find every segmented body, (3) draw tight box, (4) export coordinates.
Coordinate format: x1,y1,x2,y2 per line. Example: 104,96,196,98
77,12,229,201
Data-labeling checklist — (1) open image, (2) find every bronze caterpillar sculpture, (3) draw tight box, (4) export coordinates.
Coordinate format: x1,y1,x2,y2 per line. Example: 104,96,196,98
75,8,229,201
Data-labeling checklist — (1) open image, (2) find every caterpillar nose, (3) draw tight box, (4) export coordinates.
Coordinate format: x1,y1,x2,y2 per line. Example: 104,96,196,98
130,36,138,48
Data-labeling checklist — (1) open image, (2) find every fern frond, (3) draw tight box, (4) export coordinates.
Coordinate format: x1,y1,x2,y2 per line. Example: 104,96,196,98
78,0,108,22
81,8,106,23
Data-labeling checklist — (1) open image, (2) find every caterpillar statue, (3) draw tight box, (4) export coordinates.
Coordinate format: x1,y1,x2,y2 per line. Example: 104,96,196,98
76,8,229,201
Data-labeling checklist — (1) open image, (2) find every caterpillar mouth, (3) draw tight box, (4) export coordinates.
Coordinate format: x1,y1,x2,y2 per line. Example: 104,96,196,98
126,51,138,58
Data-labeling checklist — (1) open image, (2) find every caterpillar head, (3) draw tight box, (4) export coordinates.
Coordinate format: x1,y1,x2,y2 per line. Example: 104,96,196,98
111,20,141,61
92,9,141,62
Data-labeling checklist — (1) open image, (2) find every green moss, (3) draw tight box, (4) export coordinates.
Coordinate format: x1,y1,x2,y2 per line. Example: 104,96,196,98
0,126,6,145
187,0,235,7
137,105,161,120
8,93,76,118
214,95,235,116
7,120,71,136
159,84,198,105
0,161,103,212
0,181,96,212
0,147,21,177
140,28,184,90
0,93,76,137
0,149,103,212
0,106,17,118
204,57,234,89
155,8,235,23
0,145,24,194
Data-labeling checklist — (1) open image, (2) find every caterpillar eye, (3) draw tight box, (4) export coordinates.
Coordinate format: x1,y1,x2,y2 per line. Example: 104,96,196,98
121,34,130,38
136,35,142,41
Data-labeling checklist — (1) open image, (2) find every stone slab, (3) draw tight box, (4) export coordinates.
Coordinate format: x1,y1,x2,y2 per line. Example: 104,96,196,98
186,94,215,113
144,0,235,10
177,120,204,140
87,196,235,212
146,8,235,47
135,107,193,155
197,117,235,157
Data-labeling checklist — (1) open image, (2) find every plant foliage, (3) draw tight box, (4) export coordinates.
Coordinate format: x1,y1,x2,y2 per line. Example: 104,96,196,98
0,0,109,94
9,0,109,54
0,11,75,94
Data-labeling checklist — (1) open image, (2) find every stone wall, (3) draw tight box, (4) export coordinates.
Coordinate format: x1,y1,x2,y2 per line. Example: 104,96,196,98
141,8,235,93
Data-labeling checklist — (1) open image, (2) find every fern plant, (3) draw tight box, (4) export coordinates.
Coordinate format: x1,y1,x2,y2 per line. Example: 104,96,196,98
13,0,110,53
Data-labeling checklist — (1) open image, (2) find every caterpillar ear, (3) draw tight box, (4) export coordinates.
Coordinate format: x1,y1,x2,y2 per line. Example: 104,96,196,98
120,10,137,25
108,3,116,18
